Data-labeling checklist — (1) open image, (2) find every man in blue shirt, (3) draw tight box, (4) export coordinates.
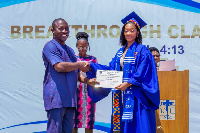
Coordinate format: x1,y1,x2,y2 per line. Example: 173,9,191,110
42,18,95,133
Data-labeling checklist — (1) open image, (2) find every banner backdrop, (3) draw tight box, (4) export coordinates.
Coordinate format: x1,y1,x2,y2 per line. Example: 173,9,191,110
0,0,200,132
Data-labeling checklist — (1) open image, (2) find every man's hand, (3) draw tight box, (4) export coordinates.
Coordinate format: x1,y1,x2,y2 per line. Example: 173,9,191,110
84,62,91,70
78,62,90,72
115,82,132,91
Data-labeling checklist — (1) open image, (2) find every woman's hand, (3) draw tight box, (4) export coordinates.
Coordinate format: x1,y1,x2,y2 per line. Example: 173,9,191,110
87,78,100,86
115,82,132,91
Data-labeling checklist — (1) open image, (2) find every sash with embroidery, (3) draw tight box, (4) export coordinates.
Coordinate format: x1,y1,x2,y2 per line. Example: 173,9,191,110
111,42,137,132
120,42,137,122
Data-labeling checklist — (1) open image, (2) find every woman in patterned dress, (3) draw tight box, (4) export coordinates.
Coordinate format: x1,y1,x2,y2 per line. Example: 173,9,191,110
73,32,97,133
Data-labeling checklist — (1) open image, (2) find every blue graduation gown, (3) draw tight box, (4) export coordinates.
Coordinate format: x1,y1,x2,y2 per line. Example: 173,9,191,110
88,42,160,133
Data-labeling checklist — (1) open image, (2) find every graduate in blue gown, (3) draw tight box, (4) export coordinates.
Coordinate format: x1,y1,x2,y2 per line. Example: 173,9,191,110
86,11,160,133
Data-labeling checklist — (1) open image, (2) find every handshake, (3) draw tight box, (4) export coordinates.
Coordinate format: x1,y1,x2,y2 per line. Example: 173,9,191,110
78,62,91,72
77,62,99,87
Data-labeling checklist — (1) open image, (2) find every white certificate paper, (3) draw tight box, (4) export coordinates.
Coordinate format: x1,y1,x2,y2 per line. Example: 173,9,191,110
95,70,123,88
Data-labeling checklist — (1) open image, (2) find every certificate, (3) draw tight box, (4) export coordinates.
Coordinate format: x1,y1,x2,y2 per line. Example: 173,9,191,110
95,70,123,88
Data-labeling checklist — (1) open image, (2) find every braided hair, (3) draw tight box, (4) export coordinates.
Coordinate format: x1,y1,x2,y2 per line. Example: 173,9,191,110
120,21,142,46
76,32,90,50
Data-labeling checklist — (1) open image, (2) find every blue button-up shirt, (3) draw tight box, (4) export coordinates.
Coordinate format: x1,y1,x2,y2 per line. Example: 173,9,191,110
42,39,78,111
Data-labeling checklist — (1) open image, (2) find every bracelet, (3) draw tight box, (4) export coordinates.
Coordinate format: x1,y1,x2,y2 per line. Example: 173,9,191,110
84,77,89,84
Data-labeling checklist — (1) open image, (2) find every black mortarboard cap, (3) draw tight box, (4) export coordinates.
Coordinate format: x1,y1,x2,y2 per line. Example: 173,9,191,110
121,11,147,29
